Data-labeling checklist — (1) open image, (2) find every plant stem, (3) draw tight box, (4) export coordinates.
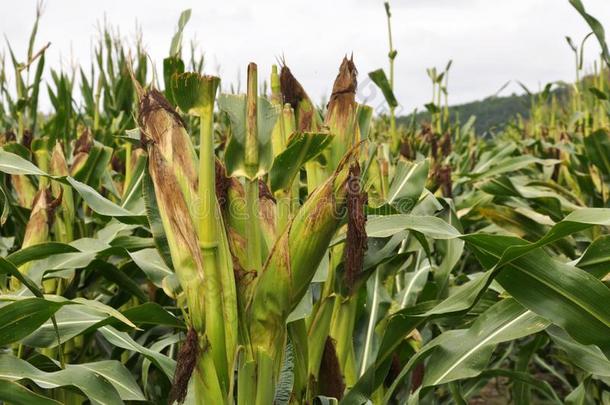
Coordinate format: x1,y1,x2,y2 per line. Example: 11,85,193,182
198,107,217,247
198,97,229,395
245,63,259,169
245,63,263,273
245,179,262,273
385,1,398,150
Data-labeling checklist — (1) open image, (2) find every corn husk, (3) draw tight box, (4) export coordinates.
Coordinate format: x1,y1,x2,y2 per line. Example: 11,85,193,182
325,56,359,171
248,151,356,356
70,129,94,177
12,188,60,290
138,88,237,399
50,143,75,242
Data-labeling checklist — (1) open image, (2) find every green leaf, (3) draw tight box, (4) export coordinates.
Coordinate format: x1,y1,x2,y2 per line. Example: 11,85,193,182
66,177,144,222
368,69,398,108
140,333,182,392
269,132,333,192
357,104,374,140
0,148,46,175
163,57,185,105
0,257,44,297
424,102,440,114
286,289,313,323
546,325,610,377
71,141,113,186
129,247,173,287
20,294,139,349
565,379,590,405
477,207,610,274
119,152,147,212
467,155,559,180
142,171,174,271
92,260,148,302
22,304,108,348
574,235,610,278
584,129,610,177
342,302,433,404
0,298,63,346
478,369,561,404
171,72,219,116
71,297,136,329
0,150,144,223
218,93,280,179
365,215,461,239
420,299,548,388
0,379,62,405
0,185,9,225
569,0,610,65
122,302,183,328
99,326,176,380
387,159,429,213
169,9,192,57
588,87,608,100
512,335,545,404
68,361,145,401
467,235,610,355
6,242,78,268
382,299,548,402
0,355,124,405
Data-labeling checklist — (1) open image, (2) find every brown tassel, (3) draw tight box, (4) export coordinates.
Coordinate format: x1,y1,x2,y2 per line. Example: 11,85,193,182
215,159,231,210
279,65,307,110
168,328,200,405
258,178,276,203
318,337,346,400
344,162,367,292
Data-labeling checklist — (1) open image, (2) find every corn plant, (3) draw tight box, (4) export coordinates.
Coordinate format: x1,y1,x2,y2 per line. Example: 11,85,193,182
0,2,610,405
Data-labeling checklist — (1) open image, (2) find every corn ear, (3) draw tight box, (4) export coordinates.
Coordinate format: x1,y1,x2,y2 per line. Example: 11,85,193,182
279,65,326,192
325,56,359,171
138,87,237,400
270,65,286,157
32,137,51,188
248,151,356,356
280,65,322,133
10,173,37,208
50,143,75,242
13,188,60,290
9,138,37,208
70,129,94,177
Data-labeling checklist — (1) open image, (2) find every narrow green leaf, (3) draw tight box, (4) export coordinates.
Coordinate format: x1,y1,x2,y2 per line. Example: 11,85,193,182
269,132,333,192
569,0,610,65
0,379,62,405
0,148,46,175
387,159,429,213
99,326,176,379
0,298,63,346
547,325,610,377
368,69,398,108
0,355,124,405
218,93,280,179
68,361,145,401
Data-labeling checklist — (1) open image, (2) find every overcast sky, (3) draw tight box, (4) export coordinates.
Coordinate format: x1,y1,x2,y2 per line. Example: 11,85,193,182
2,0,610,115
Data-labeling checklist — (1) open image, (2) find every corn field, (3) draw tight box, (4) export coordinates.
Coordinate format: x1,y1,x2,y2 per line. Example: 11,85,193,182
1,1,610,404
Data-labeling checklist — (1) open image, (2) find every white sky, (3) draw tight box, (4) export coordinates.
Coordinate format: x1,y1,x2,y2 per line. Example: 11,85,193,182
2,0,610,115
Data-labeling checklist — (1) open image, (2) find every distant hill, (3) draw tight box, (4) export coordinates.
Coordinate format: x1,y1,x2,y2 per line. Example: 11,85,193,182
397,92,532,136
396,81,580,135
